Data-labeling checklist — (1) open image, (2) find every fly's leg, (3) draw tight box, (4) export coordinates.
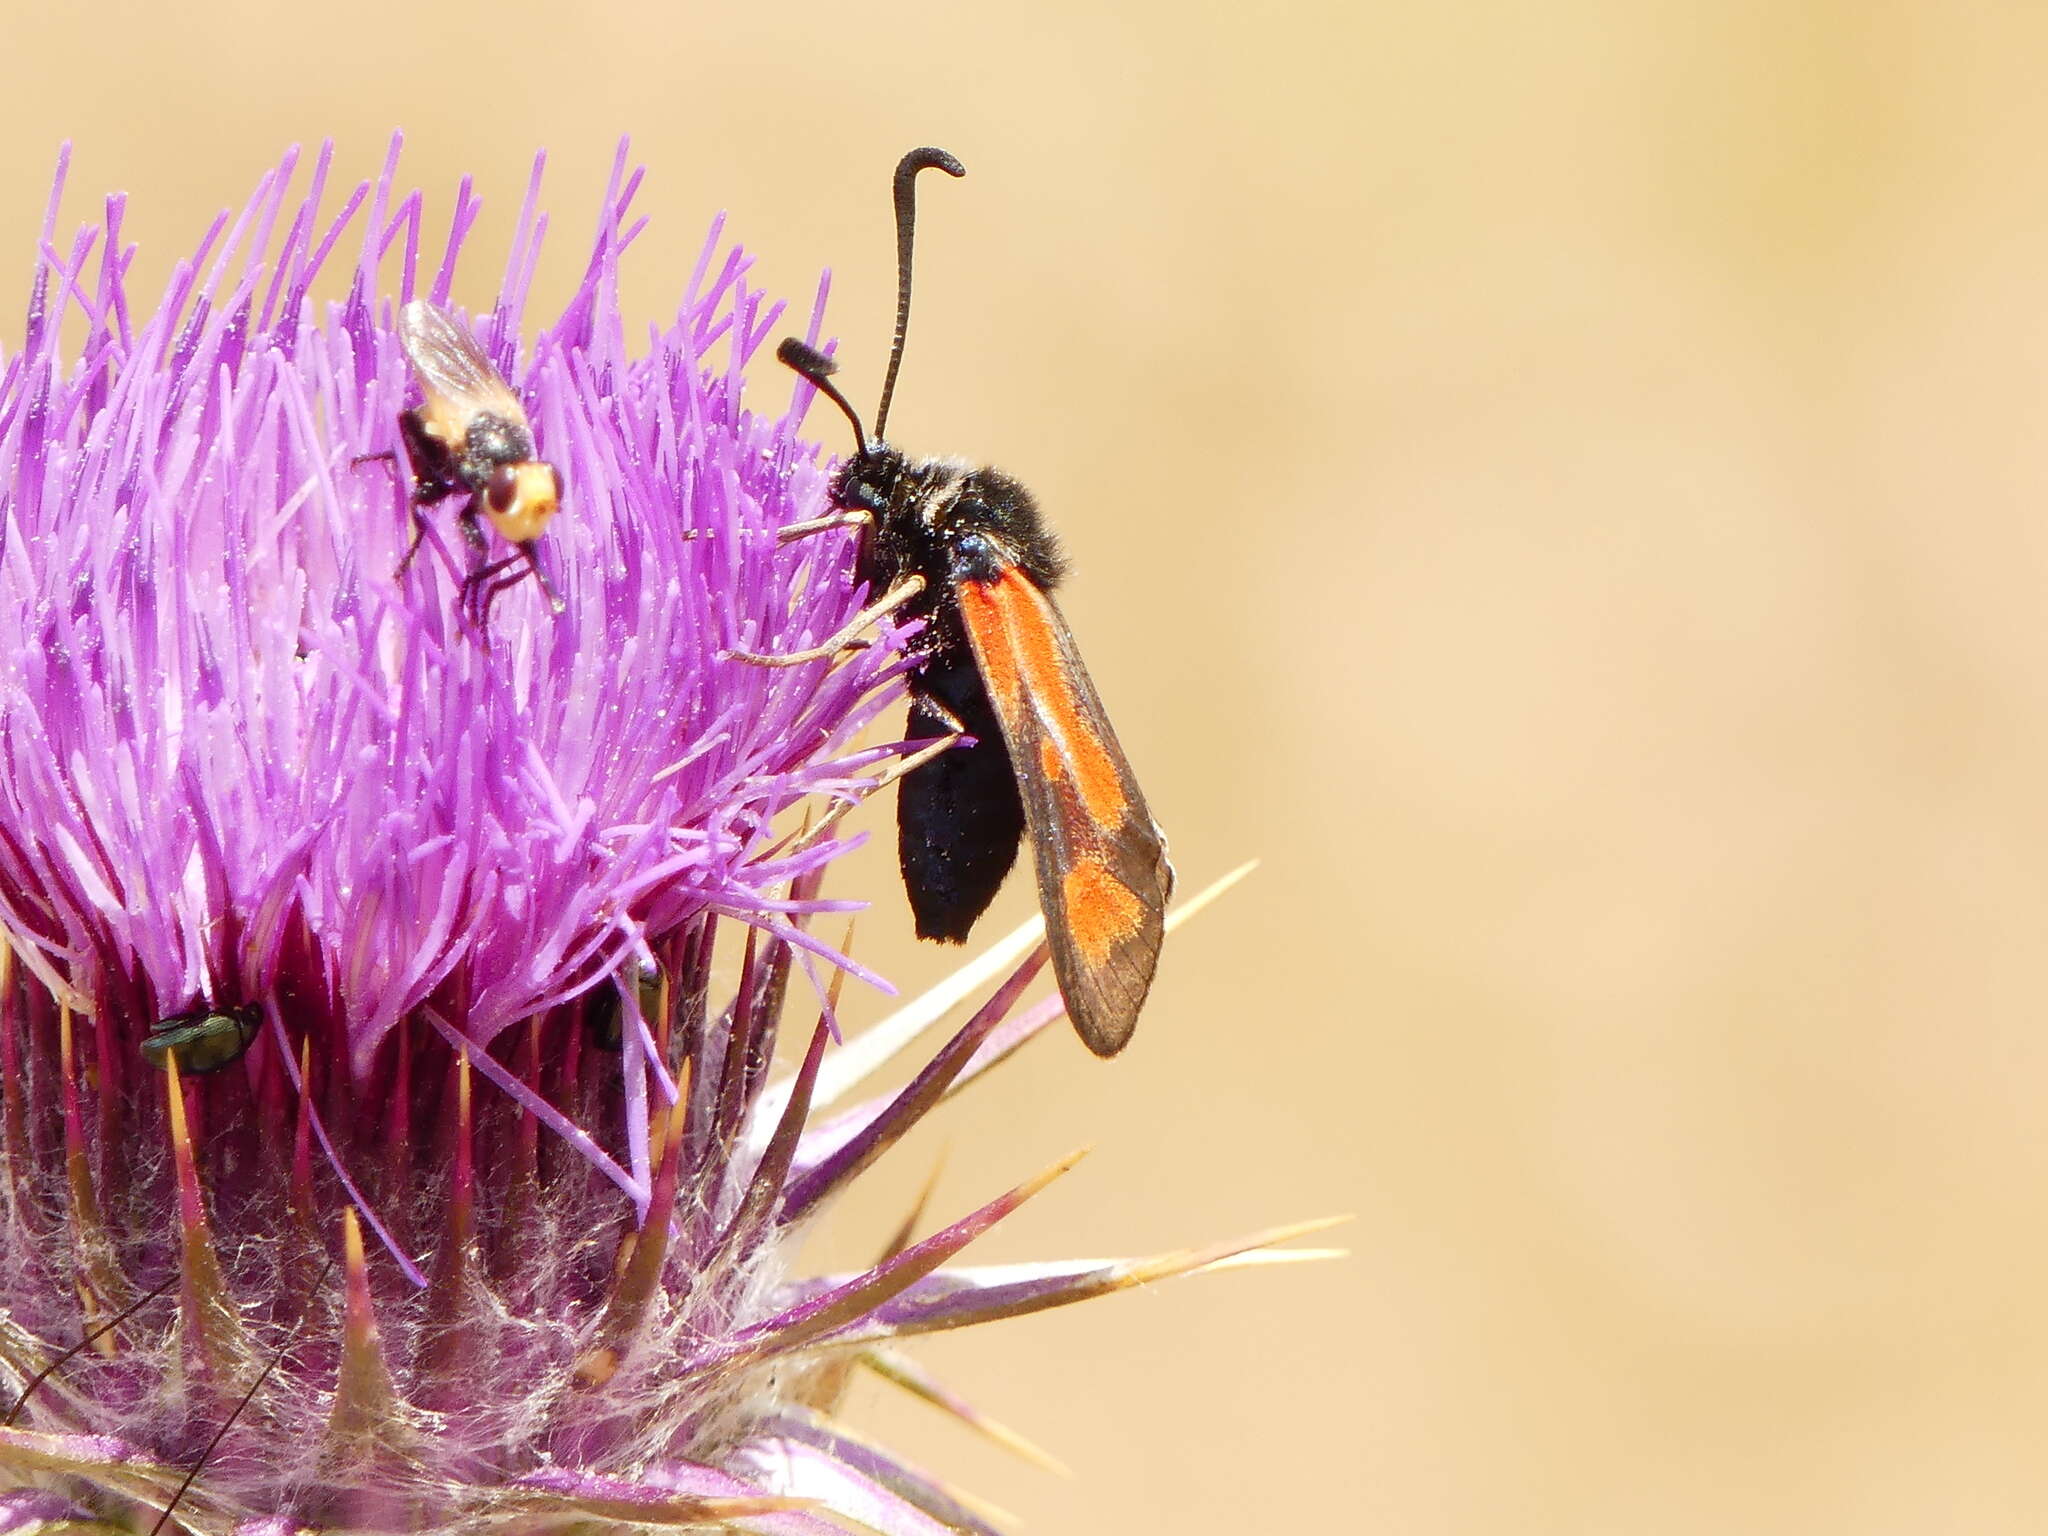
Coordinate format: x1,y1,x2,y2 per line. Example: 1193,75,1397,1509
461,540,563,632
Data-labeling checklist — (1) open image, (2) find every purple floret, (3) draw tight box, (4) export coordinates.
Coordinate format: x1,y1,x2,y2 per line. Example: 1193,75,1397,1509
0,137,905,1108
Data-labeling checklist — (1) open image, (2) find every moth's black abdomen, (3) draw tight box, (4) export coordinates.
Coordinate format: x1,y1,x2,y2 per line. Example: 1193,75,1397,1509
898,650,1026,941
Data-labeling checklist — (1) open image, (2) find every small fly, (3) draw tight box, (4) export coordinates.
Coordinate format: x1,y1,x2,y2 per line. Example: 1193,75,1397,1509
363,299,565,627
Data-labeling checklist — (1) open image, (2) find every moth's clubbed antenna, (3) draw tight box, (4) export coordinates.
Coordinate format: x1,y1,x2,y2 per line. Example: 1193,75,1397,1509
777,335,871,451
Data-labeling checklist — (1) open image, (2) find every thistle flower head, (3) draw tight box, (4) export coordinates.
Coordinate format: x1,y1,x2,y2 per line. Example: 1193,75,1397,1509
0,140,1320,1536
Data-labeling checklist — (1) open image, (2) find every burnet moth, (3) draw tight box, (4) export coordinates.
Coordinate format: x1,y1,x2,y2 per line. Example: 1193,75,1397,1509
770,148,1173,1056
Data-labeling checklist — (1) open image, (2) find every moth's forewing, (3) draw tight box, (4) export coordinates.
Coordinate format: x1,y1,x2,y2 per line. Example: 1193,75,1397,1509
957,569,1171,1055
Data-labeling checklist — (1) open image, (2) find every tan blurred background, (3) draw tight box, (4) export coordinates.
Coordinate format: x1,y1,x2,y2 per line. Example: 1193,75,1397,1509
9,1,2048,1530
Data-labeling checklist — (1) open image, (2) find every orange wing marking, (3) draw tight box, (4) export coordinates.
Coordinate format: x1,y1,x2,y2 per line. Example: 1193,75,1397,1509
959,572,1129,825
1061,858,1145,966
959,578,1026,715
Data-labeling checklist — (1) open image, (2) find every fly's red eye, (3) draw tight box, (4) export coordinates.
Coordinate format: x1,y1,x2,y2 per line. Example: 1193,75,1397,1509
486,466,518,513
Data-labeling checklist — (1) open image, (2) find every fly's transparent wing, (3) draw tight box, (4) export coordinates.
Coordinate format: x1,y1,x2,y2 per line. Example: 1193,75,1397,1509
397,299,528,441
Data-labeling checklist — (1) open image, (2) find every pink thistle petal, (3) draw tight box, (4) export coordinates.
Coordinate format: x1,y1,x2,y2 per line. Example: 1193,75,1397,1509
504,1466,816,1527
753,1408,1013,1536
699,1150,1087,1375
732,1433,994,1536
0,1489,94,1530
780,945,1051,1223
795,1216,1352,1348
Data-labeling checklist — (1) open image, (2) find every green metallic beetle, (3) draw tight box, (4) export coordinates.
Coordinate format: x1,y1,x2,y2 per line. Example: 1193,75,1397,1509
141,1004,262,1074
